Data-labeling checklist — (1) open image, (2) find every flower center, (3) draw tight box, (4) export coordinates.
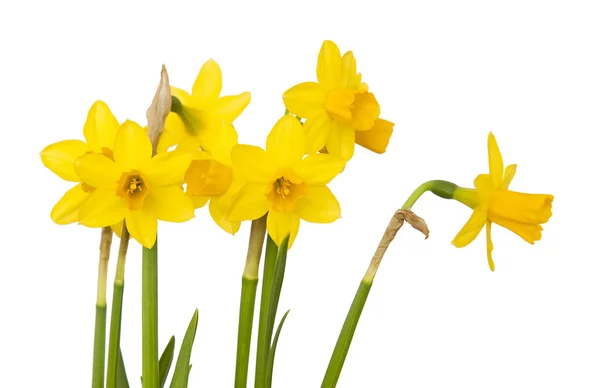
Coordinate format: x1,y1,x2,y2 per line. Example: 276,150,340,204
325,90,380,131
268,177,307,212
185,159,233,197
117,172,150,210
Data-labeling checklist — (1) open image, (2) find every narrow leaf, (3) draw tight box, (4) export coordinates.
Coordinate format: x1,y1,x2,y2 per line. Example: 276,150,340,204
159,336,176,388
259,234,290,388
265,310,290,388
116,348,130,388
170,309,199,388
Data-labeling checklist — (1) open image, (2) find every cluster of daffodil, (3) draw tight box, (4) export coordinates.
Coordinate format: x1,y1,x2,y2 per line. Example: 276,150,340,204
40,40,553,388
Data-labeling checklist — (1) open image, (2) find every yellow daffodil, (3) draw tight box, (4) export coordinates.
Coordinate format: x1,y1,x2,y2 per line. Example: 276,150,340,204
159,59,250,154
40,100,119,225
183,121,243,234
283,40,394,160
74,120,194,248
227,115,346,247
451,132,554,271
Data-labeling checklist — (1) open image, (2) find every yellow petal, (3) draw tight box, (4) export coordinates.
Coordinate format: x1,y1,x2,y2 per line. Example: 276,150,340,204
126,209,158,248
78,189,127,227
83,101,119,152
266,115,305,169
192,59,222,103
200,122,238,165
214,92,251,123
296,186,340,223
317,40,342,92
209,197,241,235
486,221,495,271
267,210,300,248
40,140,88,182
341,51,361,89
231,145,277,183
228,183,271,221
143,151,191,187
190,195,210,209
157,113,186,153
113,120,152,172
473,173,495,199
451,206,487,248
487,132,504,188
303,110,332,154
294,154,345,185
355,119,394,154
111,221,127,239
185,158,233,197
489,191,553,224
51,184,89,224
75,153,122,190
492,217,543,244
148,186,195,222
502,164,517,189
326,121,355,161
282,82,326,118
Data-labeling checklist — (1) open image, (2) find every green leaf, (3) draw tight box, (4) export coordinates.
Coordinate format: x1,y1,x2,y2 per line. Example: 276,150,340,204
265,310,290,388
257,234,290,388
255,235,279,388
160,336,176,388
170,309,199,388
116,348,130,388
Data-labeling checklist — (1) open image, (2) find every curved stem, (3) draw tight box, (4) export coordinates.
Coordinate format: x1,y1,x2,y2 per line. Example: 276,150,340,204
322,180,452,387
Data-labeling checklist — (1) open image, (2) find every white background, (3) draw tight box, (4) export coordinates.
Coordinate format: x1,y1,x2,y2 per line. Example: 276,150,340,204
1,1,599,387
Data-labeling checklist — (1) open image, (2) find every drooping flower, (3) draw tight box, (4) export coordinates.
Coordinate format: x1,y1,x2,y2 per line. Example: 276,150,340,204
282,40,394,160
74,120,194,248
451,132,554,271
159,59,250,154
40,100,119,225
227,115,346,247
182,121,243,234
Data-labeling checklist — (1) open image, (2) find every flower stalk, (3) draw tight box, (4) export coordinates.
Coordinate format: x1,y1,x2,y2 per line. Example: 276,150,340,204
235,215,267,388
321,183,434,388
92,227,113,388
106,225,130,388
142,242,159,388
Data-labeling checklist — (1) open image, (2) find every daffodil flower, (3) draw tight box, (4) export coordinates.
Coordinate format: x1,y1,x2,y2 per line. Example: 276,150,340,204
227,115,346,247
159,59,250,154
182,121,243,234
283,40,394,160
74,120,194,248
40,100,119,225
451,132,554,271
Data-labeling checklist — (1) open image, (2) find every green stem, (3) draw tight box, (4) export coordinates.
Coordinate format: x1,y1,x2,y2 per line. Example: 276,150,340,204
93,306,107,388
92,227,112,388
235,278,258,387
321,180,451,388
235,216,267,388
142,240,159,388
321,282,371,388
254,235,278,388
106,225,130,388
